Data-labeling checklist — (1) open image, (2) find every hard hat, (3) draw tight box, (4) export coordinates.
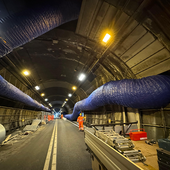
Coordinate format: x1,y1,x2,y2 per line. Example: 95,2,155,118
79,113,82,116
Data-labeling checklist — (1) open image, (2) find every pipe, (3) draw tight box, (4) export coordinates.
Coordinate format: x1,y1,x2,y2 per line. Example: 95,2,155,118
90,121,138,127
65,75,170,120
0,124,6,143
0,75,50,111
0,0,81,57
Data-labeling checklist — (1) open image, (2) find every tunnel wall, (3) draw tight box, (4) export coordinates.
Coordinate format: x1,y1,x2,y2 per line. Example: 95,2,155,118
0,106,50,132
65,75,170,121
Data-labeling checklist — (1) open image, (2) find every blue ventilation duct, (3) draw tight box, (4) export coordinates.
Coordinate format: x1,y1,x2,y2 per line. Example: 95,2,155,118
0,75,50,111
0,0,81,57
65,75,170,121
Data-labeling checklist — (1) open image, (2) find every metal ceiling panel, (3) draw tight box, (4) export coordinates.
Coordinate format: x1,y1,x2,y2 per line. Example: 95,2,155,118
93,5,117,41
149,3,170,40
132,48,170,74
114,25,147,57
136,59,170,78
126,40,164,68
121,32,155,62
113,12,129,34
88,2,110,40
76,0,102,37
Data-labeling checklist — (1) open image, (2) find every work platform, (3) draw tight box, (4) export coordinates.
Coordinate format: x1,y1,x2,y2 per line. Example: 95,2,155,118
0,119,92,170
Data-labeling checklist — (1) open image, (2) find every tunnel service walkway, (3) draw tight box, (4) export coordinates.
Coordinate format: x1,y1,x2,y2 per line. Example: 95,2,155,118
0,119,92,170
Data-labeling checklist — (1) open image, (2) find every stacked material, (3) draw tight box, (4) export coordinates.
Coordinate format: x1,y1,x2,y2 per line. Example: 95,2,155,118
23,119,41,131
95,129,146,163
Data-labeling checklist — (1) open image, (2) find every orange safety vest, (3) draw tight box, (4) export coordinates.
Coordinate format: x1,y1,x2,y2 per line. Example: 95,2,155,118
77,116,84,122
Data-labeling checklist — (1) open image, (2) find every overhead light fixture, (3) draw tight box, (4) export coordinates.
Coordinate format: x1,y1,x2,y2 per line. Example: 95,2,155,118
45,98,48,101
35,86,40,90
65,98,68,101
103,33,111,43
68,93,72,97
78,73,86,81
72,86,77,90
23,70,30,76
49,103,52,107
41,93,45,97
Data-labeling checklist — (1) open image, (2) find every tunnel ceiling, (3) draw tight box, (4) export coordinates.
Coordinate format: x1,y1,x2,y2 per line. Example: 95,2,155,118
0,0,170,112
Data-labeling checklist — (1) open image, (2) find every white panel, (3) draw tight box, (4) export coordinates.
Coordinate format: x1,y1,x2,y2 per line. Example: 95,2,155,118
76,0,101,37
114,25,147,57
114,12,129,32
89,2,110,40
126,40,164,68
136,59,170,78
132,48,170,74
120,32,155,62
93,5,117,40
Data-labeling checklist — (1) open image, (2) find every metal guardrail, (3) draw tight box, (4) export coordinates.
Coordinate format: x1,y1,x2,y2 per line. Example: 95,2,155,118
84,127,143,170
89,121,138,127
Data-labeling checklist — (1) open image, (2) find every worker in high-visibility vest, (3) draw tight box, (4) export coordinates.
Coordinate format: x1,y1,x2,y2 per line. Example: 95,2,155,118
77,112,84,131
61,114,63,119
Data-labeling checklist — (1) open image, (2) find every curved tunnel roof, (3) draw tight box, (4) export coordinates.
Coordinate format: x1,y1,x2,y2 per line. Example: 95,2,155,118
0,0,170,112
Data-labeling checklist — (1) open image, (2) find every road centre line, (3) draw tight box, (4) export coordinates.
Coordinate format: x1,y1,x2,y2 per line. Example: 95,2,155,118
43,121,56,170
51,120,57,170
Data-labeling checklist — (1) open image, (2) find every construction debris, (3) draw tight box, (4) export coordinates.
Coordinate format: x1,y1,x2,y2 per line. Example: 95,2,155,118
23,119,41,132
145,139,156,145
41,120,46,125
1,119,47,146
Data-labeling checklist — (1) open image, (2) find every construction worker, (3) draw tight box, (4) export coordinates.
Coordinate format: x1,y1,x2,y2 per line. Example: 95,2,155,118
77,112,84,131
61,114,63,119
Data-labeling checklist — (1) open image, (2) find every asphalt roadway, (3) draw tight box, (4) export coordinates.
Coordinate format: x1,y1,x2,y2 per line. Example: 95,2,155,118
0,119,92,170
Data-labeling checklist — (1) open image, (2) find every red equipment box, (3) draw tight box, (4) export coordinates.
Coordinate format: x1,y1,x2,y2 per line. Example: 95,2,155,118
129,128,147,141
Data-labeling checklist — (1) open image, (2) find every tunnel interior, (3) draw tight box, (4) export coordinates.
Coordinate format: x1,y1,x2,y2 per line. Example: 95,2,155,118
0,0,170,141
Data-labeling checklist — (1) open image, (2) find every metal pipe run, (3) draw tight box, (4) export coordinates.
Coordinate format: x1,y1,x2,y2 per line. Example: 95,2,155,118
90,121,138,127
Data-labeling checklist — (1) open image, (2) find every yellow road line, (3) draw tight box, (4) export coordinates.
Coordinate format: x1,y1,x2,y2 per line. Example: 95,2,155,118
51,120,57,170
43,121,56,170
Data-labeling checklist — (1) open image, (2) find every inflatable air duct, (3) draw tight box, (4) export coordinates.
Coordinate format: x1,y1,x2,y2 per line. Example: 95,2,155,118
65,75,170,121
0,0,81,57
0,75,50,111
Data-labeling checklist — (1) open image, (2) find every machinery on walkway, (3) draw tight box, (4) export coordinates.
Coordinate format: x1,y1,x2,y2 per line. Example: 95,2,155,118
95,129,146,163
84,126,144,170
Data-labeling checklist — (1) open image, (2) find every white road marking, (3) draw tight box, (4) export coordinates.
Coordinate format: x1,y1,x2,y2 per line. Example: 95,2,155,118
51,120,57,170
43,119,81,170
66,120,79,127
43,121,56,170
